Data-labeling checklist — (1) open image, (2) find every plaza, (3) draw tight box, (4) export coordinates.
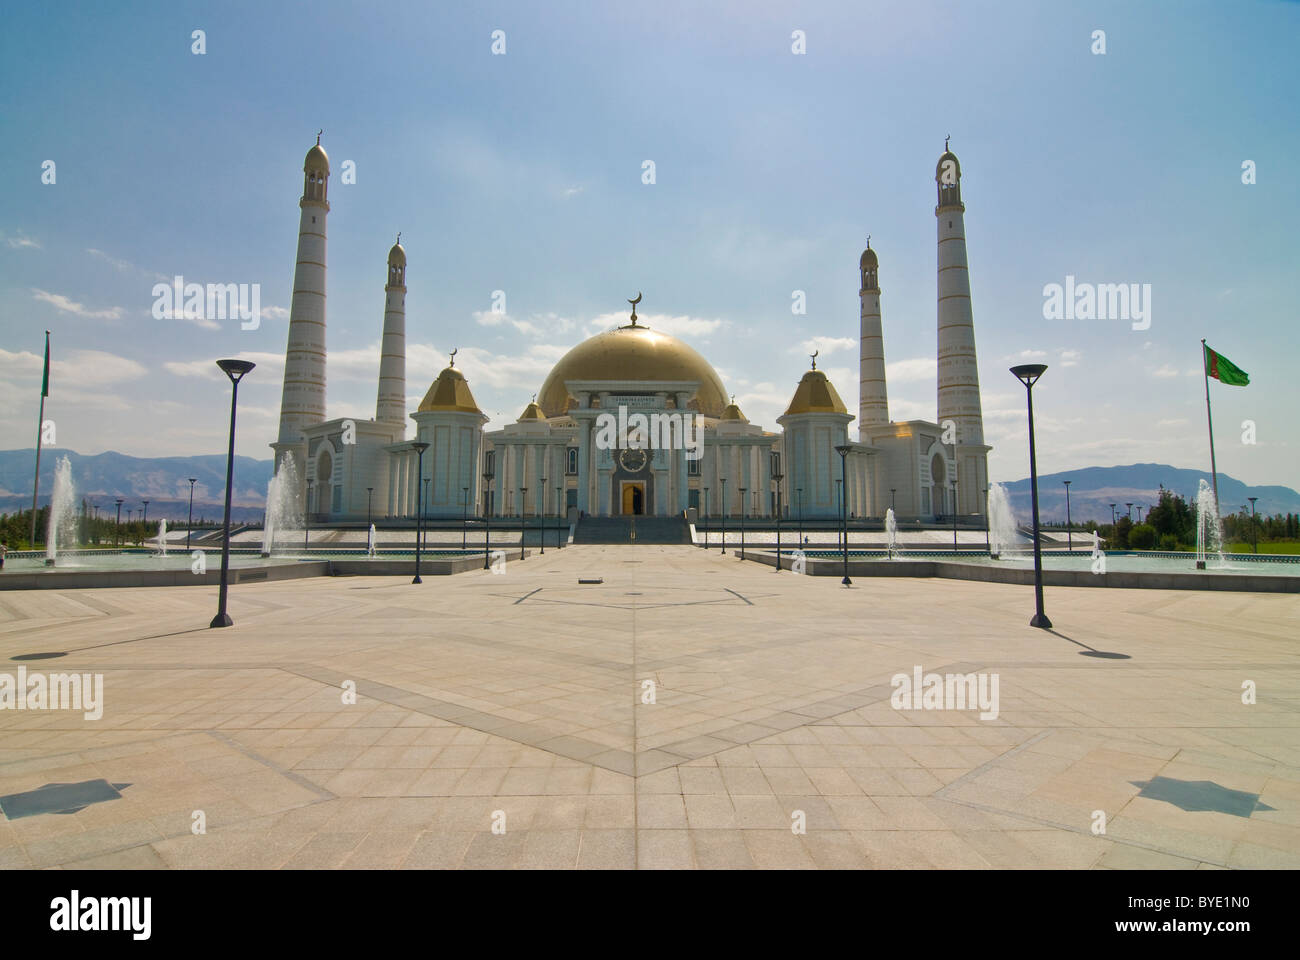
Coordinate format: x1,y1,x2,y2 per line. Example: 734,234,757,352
0,544,1295,870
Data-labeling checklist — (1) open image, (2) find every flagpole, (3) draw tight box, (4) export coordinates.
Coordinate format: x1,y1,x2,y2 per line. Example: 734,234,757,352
29,333,49,548
1201,337,1220,510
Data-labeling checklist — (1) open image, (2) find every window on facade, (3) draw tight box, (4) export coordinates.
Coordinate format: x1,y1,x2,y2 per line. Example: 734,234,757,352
687,457,700,477
566,448,578,475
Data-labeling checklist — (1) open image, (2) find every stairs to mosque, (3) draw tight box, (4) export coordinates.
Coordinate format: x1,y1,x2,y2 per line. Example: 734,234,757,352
572,515,692,545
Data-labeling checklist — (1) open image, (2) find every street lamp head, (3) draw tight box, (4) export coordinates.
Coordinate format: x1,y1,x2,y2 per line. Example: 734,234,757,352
188,477,197,484
1063,480,1071,488
1010,363,1048,387
215,358,256,383
411,441,429,454
834,444,851,458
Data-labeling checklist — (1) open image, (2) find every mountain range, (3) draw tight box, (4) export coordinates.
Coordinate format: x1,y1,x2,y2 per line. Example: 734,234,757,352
1,449,1296,526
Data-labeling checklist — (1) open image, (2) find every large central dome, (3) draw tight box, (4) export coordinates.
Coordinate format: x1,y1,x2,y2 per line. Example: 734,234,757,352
537,323,729,418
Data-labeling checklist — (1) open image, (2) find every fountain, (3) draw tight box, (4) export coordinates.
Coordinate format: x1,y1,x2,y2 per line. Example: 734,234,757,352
1195,478,1225,570
367,523,377,558
155,519,169,557
987,482,1020,559
44,456,77,566
262,453,304,557
884,508,898,559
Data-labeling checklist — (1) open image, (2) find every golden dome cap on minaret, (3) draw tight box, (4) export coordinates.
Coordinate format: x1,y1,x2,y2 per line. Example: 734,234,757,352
935,137,960,181
859,244,878,269
418,353,481,413
305,135,330,174
388,235,406,266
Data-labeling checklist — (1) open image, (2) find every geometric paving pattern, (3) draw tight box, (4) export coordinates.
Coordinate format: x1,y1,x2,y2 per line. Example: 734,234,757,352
0,544,1297,869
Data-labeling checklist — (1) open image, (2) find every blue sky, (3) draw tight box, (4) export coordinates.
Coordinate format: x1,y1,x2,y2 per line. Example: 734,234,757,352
1,0,1296,489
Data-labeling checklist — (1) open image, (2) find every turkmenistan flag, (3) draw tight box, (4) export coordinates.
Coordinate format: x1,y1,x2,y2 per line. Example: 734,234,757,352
1204,343,1249,386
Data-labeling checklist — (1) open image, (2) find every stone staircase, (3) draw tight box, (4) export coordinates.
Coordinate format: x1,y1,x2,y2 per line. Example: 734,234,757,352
572,515,692,544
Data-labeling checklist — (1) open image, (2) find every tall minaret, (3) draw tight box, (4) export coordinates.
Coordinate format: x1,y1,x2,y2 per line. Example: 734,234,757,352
934,139,984,447
272,133,330,472
858,239,889,434
375,235,407,434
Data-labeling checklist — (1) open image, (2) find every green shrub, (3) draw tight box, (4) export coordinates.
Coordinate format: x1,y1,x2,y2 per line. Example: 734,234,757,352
1127,523,1157,549
1158,533,1180,552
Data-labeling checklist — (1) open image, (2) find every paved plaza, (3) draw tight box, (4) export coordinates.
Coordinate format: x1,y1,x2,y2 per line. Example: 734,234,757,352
0,545,1297,869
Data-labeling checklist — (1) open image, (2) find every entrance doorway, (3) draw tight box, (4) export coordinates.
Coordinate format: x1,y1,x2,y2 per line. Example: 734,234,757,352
621,483,645,515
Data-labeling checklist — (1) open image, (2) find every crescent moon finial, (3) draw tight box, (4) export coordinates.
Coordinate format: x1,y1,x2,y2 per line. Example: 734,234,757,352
449,347,458,367
317,129,323,145
810,349,819,370
627,291,641,325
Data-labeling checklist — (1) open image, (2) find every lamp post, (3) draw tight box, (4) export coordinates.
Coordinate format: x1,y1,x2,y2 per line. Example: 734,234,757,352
538,477,547,555
835,479,842,550
210,358,255,628
772,471,783,572
1063,480,1072,552
462,486,469,550
1126,502,1133,522
411,441,429,584
304,479,313,550
186,478,197,550
142,500,149,527
1110,503,1117,528
367,487,373,529
114,497,124,548
719,478,727,554
519,487,528,561
797,487,803,545
834,445,852,586
702,487,709,549
890,488,896,513
952,481,959,551
482,465,494,570
557,486,564,549
1248,497,1258,553
1010,363,1050,628
738,487,747,560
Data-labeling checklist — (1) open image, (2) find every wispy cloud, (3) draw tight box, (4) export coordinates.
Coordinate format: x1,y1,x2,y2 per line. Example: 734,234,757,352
3,232,41,250
32,288,124,321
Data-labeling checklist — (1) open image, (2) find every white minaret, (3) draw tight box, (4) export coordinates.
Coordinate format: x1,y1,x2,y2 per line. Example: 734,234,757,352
375,235,407,434
935,140,990,515
934,140,984,447
272,134,330,472
858,239,888,433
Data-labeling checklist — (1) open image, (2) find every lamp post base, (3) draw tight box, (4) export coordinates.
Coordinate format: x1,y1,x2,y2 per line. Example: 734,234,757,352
209,612,233,628
1030,612,1052,628
841,576,853,587
412,575,422,585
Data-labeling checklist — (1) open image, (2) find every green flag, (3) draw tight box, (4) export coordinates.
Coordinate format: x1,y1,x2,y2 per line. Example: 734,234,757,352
1204,343,1249,386
41,331,50,396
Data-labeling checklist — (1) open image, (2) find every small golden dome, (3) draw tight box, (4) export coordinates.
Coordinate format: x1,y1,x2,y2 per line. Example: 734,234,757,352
305,142,330,175
860,246,878,269
783,369,848,416
517,400,546,422
418,365,481,414
388,241,405,267
537,322,728,418
935,150,960,182
719,400,746,422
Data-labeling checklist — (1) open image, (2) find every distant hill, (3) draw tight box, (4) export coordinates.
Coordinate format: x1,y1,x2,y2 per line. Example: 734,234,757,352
0,449,273,523
998,463,1300,526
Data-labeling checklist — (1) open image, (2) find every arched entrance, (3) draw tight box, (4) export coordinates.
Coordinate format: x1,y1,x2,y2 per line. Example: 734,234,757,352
930,452,946,518
621,483,645,515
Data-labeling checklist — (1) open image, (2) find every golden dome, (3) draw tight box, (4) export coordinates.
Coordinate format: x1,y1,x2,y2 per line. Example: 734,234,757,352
935,150,960,181
517,400,546,421
418,365,481,414
783,369,849,416
860,246,877,269
388,239,406,266
305,142,330,175
719,400,746,422
537,323,728,417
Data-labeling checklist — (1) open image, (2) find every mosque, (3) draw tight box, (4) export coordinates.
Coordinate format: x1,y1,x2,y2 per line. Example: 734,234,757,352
269,136,990,526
